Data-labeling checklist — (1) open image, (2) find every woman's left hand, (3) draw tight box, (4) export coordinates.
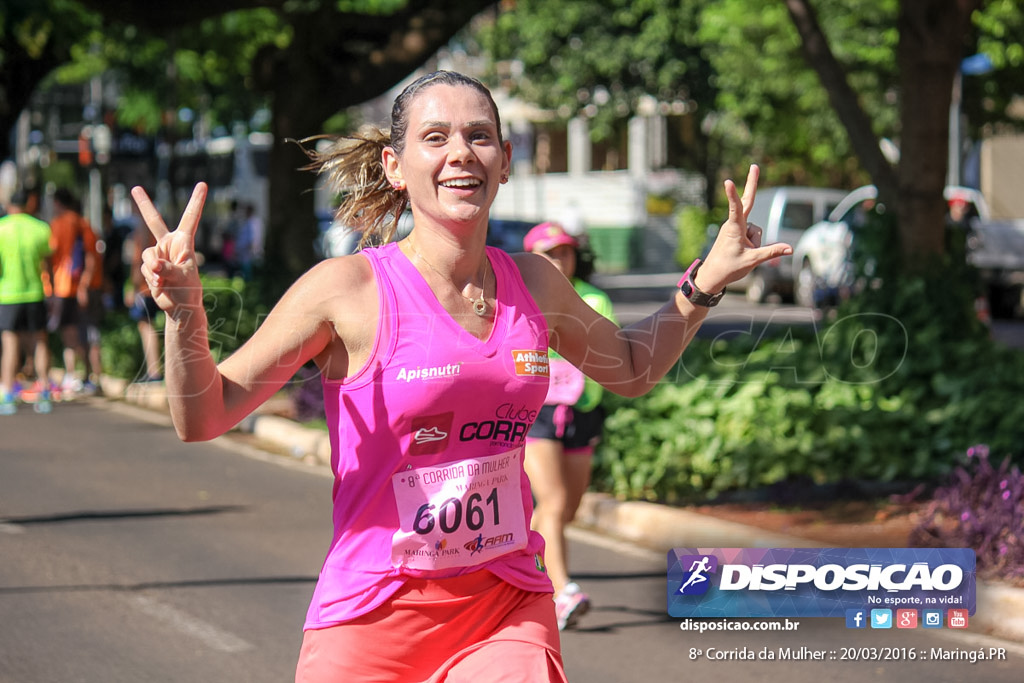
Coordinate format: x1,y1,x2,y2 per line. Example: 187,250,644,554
696,165,793,294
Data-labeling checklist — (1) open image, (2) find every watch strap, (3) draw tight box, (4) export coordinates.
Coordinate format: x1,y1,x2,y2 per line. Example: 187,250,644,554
678,259,726,307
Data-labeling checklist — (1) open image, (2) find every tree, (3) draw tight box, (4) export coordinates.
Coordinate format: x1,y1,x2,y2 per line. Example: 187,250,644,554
695,0,901,189
6,0,497,288
482,0,714,139
483,0,1022,267
480,0,907,195
699,0,1024,263
786,0,1023,263
785,0,973,261
965,0,1024,137
480,0,724,203
78,11,284,136
780,0,899,196
247,0,497,289
0,1,100,162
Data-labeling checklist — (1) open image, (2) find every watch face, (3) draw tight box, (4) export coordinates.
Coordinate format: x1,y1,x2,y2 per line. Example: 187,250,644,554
681,276,723,307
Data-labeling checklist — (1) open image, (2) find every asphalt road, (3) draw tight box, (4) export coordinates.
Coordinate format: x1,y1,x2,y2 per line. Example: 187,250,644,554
1,402,325,683
4,401,1024,682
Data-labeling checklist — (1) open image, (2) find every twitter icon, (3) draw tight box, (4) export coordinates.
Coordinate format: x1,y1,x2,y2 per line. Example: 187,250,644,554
870,609,893,629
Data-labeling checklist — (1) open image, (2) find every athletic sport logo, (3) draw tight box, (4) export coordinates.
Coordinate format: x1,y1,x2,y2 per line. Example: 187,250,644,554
511,350,549,377
676,554,718,595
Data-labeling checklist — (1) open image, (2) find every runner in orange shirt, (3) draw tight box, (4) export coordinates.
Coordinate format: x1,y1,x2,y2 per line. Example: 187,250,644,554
47,188,103,396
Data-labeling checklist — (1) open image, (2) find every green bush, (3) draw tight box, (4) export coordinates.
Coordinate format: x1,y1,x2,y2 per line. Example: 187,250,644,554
594,325,1024,503
100,310,150,380
100,274,271,380
676,205,712,269
199,275,271,362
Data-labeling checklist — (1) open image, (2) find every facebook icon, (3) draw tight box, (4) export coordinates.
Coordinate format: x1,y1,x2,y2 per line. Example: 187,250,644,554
846,609,867,629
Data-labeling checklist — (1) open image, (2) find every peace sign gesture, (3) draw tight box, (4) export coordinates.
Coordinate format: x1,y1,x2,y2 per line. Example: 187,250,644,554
698,165,793,294
130,182,208,316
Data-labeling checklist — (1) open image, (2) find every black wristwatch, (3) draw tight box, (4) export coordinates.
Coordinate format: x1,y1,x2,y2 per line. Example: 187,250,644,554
678,259,726,307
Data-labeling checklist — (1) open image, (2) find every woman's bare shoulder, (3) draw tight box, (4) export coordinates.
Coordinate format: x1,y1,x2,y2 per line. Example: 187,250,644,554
267,253,378,333
289,253,375,301
510,251,572,311
510,251,554,284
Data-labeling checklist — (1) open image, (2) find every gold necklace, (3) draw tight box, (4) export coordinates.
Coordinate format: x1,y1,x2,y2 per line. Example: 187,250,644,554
407,242,490,317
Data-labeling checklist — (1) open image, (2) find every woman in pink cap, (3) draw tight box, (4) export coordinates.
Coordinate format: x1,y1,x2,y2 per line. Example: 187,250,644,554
130,69,789,682
522,220,614,630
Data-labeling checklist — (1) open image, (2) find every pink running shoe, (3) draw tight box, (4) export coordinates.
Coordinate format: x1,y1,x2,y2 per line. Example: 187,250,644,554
554,582,591,631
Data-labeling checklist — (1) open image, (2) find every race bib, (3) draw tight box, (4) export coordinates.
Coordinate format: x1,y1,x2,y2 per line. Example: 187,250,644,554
544,358,586,405
391,449,527,571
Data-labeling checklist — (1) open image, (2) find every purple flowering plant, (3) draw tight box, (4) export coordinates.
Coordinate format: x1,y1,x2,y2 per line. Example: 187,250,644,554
290,364,326,423
910,445,1024,583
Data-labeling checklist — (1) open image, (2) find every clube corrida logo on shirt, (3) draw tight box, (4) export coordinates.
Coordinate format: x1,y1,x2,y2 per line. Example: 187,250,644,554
667,548,976,618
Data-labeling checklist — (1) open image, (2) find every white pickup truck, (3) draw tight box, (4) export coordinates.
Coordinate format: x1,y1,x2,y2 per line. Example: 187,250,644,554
793,185,1024,317
967,216,1024,318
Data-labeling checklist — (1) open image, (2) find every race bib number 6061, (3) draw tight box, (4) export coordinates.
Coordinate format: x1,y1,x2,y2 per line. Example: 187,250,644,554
391,449,527,571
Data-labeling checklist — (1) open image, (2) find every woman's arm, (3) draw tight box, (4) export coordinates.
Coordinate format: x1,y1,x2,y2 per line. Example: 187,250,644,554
520,253,709,398
160,265,340,441
131,183,372,441
522,165,792,398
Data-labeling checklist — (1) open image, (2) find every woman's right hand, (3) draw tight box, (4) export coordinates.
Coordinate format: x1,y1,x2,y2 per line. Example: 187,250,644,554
697,165,792,294
130,183,207,318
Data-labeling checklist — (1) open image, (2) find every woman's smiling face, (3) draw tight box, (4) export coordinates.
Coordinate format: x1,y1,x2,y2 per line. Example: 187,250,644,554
385,83,511,232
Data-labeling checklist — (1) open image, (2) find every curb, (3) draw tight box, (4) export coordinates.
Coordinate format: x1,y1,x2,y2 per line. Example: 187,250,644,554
976,582,1024,643
111,380,1024,646
246,414,333,464
575,492,819,550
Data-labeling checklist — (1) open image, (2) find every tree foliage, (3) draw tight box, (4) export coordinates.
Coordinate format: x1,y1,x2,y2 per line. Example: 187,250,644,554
50,9,284,136
7,0,1023,281
481,0,1023,263
964,0,1024,137
700,0,899,188
481,0,714,143
0,1,99,159
480,0,903,188
5,0,497,289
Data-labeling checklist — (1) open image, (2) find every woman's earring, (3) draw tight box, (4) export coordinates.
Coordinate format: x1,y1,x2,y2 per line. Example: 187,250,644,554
393,181,405,191
500,174,509,183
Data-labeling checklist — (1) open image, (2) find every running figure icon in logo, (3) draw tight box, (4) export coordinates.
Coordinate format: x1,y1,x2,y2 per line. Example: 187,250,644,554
677,555,718,595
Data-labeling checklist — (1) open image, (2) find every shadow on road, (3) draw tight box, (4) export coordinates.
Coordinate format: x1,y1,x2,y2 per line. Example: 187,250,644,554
0,575,317,596
572,605,675,633
570,571,665,582
0,504,247,526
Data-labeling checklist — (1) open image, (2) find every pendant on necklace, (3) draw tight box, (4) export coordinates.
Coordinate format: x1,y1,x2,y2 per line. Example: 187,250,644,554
407,241,489,316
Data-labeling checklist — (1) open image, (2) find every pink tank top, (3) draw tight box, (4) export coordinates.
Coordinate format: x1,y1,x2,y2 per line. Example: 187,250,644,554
305,242,553,629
